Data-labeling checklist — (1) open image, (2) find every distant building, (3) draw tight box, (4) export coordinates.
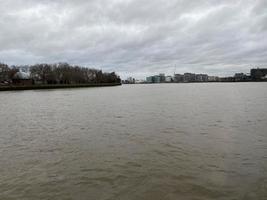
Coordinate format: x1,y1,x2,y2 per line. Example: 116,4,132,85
159,73,165,83
146,74,163,83
128,77,135,83
123,77,135,84
250,68,267,81
234,73,250,82
18,66,30,73
196,74,208,82
208,76,219,82
174,74,184,82
12,71,32,86
165,76,173,82
154,75,161,83
146,76,153,83
143,67,266,84
135,79,145,84
184,73,196,82
0,63,10,83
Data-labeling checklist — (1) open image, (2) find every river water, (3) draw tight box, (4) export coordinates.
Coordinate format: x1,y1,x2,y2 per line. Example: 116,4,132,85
0,83,266,200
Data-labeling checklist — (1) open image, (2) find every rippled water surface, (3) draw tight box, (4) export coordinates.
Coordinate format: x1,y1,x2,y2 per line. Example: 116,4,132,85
0,83,267,200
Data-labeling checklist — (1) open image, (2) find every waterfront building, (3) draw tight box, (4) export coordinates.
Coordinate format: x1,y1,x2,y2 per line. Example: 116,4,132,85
196,74,208,82
123,77,135,84
146,74,163,83
165,76,173,82
146,76,154,83
174,74,184,82
154,75,161,83
143,67,266,84
208,76,219,82
184,73,196,82
159,73,165,83
135,79,145,84
250,68,267,81
234,73,250,82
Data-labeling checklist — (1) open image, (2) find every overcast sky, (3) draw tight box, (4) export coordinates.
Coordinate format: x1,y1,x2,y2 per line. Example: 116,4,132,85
0,0,266,78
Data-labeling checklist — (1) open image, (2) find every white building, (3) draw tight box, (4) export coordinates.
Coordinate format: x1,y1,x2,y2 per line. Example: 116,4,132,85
165,76,173,82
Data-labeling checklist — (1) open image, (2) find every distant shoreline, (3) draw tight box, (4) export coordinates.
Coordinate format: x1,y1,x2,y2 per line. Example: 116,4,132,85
0,83,121,91
123,81,267,85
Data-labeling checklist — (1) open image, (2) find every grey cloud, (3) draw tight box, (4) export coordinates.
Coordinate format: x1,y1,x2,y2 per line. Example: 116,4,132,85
0,0,266,79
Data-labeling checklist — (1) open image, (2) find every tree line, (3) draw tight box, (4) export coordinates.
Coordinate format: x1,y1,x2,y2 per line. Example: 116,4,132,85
0,62,121,84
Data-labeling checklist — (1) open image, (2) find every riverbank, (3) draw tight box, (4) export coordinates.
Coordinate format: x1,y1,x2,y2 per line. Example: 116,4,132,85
0,83,121,91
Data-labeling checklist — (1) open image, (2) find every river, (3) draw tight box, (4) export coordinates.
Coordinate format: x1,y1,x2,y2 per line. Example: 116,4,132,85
0,83,266,200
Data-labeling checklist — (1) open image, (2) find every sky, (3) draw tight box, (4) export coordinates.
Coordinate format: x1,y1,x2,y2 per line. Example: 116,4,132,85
0,0,267,79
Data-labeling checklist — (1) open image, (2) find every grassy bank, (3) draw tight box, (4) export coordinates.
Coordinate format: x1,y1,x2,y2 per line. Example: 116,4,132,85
0,83,121,91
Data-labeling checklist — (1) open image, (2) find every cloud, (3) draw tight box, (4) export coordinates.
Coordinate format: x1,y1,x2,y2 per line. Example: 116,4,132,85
0,0,266,78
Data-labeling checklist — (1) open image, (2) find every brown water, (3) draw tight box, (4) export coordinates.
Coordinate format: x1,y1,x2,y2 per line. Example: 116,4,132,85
0,83,267,200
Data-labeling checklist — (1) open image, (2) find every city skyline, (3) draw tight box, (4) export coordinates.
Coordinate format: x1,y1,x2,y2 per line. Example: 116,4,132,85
123,67,267,83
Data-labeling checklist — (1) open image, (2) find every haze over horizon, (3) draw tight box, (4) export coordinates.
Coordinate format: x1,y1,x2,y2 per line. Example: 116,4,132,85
0,0,267,79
